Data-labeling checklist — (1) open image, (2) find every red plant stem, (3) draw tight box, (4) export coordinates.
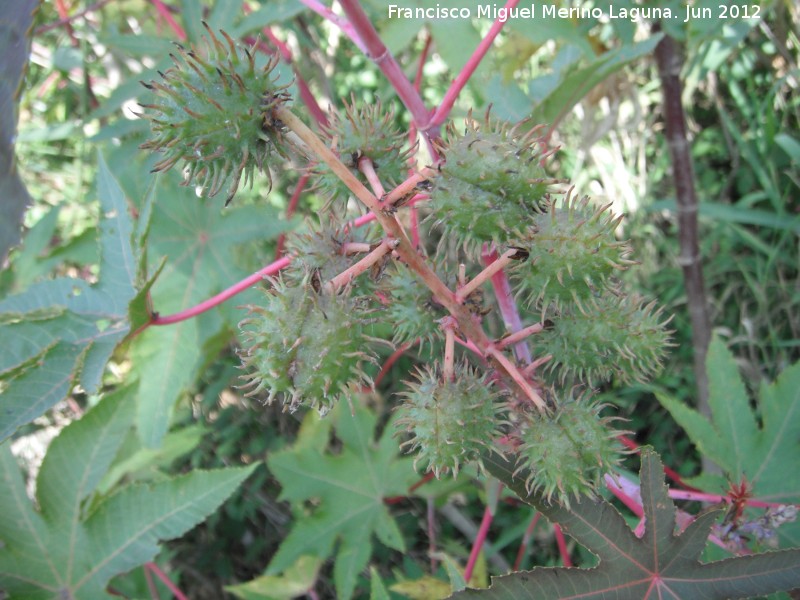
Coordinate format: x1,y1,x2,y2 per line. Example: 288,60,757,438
456,249,517,302
274,173,309,259
150,0,186,41
145,562,188,600
373,342,412,387
150,257,290,326
359,158,386,197
408,472,436,494
668,489,783,510
298,0,366,53
35,0,114,35
143,564,160,600
553,524,572,567
429,0,520,131
325,238,397,293
54,0,80,47
464,488,499,582
496,323,544,350
337,0,435,151
618,435,701,491
605,477,645,518
408,34,432,248
512,511,540,571
482,246,532,364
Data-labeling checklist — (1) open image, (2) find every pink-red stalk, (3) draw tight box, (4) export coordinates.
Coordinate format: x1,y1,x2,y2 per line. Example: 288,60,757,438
553,524,573,567
145,562,188,600
429,0,520,131
150,0,186,41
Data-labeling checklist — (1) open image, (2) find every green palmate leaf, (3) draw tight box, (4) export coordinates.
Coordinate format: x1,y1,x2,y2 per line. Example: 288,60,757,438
0,154,142,442
657,335,800,546
0,388,257,598
131,185,290,447
456,448,800,599
266,402,417,600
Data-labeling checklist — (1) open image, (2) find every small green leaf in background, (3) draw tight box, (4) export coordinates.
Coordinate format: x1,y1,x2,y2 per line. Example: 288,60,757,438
0,0,38,263
657,335,800,546
266,401,417,600
226,555,322,600
0,387,258,597
0,154,142,442
461,448,800,599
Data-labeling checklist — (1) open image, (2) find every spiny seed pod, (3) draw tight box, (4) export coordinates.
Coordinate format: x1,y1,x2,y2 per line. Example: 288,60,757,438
535,292,672,385
283,219,380,295
311,96,413,206
426,111,555,253
139,22,291,204
238,277,375,414
510,191,634,310
514,396,626,507
395,363,506,477
383,263,445,350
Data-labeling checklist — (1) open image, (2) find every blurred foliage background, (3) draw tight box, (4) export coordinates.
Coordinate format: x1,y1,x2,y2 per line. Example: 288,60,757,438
2,0,798,597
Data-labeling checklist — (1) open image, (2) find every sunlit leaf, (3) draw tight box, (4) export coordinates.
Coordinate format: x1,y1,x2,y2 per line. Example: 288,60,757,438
0,387,257,597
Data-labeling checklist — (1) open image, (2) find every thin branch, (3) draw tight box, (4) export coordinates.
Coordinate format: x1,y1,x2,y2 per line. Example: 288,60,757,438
429,0,520,131
324,238,397,293
456,248,518,302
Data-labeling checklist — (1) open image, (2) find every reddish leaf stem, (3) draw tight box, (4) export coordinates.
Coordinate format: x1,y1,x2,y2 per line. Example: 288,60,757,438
35,0,114,35
429,0,520,132
553,524,572,567
464,496,496,581
297,0,367,53
275,173,309,259
482,246,532,364
150,257,290,326
145,562,188,600
149,0,186,41
512,512,541,571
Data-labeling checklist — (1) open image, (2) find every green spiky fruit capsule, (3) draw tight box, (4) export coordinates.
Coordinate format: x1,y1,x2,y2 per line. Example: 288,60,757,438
140,23,290,204
283,219,379,296
312,97,412,205
515,397,625,507
510,192,633,309
238,277,374,414
535,292,672,385
383,263,445,350
395,363,505,477
426,113,553,252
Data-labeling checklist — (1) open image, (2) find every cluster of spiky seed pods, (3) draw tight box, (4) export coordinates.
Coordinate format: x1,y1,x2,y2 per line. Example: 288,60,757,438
139,28,672,505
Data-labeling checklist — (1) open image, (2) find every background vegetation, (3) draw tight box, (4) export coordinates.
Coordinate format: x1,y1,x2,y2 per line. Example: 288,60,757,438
1,0,798,598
